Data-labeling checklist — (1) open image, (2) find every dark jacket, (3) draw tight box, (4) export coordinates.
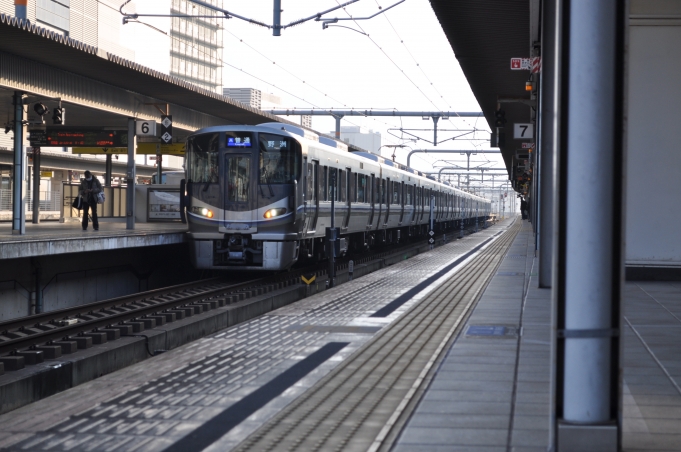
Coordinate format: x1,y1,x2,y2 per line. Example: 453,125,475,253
79,177,102,204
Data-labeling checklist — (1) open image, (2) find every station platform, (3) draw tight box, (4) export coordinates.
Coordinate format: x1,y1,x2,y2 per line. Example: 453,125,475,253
0,219,678,451
0,220,187,259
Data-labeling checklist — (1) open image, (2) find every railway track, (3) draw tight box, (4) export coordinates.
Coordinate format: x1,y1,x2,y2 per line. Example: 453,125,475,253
233,220,520,452
0,226,483,368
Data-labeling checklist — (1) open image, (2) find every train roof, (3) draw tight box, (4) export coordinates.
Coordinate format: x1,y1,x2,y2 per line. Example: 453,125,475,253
187,125,489,203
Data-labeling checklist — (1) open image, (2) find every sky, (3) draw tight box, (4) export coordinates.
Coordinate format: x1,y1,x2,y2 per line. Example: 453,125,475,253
213,0,507,179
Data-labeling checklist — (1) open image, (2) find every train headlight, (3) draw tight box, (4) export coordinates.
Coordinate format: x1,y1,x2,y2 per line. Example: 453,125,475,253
191,206,214,218
264,208,286,219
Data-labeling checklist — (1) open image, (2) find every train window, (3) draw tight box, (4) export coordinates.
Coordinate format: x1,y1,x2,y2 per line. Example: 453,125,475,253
351,173,357,202
381,179,386,204
328,168,337,201
320,166,327,201
392,180,399,205
226,156,250,203
340,169,348,202
306,162,316,203
258,133,300,184
187,133,219,183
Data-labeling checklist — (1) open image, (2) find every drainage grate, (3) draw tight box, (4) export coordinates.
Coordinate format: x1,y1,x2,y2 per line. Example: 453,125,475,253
496,271,524,276
506,254,526,259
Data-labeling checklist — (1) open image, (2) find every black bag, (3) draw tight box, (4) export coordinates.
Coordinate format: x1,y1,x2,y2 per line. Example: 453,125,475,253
72,195,82,210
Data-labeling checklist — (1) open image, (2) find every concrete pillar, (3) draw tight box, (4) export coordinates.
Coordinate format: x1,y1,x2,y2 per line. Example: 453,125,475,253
105,154,113,187
554,0,624,450
32,148,40,224
12,91,25,235
538,0,558,288
126,118,136,229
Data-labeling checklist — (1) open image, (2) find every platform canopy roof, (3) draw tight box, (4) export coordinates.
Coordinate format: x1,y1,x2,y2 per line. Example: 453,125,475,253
0,14,363,152
429,0,532,173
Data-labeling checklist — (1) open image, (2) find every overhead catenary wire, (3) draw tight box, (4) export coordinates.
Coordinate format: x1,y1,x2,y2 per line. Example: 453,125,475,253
117,1,490,169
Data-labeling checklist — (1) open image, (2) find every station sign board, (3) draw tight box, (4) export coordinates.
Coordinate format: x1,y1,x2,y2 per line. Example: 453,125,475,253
29,127,127,147
513,123,534,140
136,120,157,137
160,115,172,144
75,143,186,155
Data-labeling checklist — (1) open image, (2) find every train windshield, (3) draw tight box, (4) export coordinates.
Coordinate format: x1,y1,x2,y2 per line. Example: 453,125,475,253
187,133,219,183
258,133,300,184
226,156,250,203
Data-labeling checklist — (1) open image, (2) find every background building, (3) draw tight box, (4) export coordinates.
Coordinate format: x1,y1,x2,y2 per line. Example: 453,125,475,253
0,0,230,177
224,88,312,128
170,0,223,93
331,126,382,154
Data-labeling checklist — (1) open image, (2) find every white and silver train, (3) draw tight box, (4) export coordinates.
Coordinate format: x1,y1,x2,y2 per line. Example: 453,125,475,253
181,123,491,270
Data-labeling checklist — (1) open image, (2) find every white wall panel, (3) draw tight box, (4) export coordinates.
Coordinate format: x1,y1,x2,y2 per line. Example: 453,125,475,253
0,0,14,16
626,25,681,265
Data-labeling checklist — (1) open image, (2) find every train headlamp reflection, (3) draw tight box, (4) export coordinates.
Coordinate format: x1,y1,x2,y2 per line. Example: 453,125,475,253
191,206,214,218
264,208,287,219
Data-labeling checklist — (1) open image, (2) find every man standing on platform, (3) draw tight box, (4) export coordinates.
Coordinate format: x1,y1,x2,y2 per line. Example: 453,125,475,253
79,170,102,231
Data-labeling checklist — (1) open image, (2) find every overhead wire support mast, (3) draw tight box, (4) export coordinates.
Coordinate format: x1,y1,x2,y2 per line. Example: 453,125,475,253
119,0,400,36
405,149,500,168
267,110,484,146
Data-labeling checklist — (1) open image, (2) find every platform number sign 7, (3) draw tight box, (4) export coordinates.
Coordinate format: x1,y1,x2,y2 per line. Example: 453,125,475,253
514,123,534,140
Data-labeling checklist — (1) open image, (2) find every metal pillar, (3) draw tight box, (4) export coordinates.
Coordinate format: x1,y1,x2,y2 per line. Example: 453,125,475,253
157,153,163,184
538,0,558,288
327,169,337,288
273,0,282,36
105,154,113,187
32,147,40,224
459,197,464,238
14,0,26,19
126,118,137,230
554,0,624,449
333,115,343,140
12,91,25,235
432,116,439,146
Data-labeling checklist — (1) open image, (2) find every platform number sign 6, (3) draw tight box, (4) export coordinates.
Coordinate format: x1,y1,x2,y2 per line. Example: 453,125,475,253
136,120,157,137
513,123,534,140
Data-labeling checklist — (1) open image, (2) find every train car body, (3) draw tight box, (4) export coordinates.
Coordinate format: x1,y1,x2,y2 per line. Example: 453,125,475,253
183,124,491,270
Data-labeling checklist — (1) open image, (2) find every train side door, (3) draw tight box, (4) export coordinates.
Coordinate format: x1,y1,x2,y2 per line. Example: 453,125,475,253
398,181,405,224
382,178,389,226
343,168,351,230
367,174,375,229
303,160,318,235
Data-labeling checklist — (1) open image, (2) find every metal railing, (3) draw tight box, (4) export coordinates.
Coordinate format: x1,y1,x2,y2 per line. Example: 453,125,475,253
0,189,62,212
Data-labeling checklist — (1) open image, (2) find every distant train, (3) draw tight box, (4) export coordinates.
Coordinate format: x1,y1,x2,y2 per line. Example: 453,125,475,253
181,123,491,270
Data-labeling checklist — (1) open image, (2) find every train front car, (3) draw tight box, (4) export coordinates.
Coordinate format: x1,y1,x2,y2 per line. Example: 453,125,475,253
185,126,302,270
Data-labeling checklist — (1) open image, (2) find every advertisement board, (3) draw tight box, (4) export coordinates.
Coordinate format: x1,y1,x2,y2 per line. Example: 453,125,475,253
147,188,181,221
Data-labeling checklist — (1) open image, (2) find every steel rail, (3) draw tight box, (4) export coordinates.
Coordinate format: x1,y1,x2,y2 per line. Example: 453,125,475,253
0,277,228,333
0,277,265,356
0,230,479,359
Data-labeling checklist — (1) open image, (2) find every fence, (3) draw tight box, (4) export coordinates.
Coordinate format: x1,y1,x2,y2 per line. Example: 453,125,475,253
61,183,127,220
0,189,62,212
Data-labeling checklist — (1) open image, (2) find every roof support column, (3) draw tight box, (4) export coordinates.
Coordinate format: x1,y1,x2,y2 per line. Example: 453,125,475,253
12,91,25,235
553,0,625,450
538,0,558,288
126,118,137,230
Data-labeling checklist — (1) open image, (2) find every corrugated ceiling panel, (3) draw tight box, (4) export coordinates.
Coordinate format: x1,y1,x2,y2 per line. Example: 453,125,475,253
430,0,532,172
